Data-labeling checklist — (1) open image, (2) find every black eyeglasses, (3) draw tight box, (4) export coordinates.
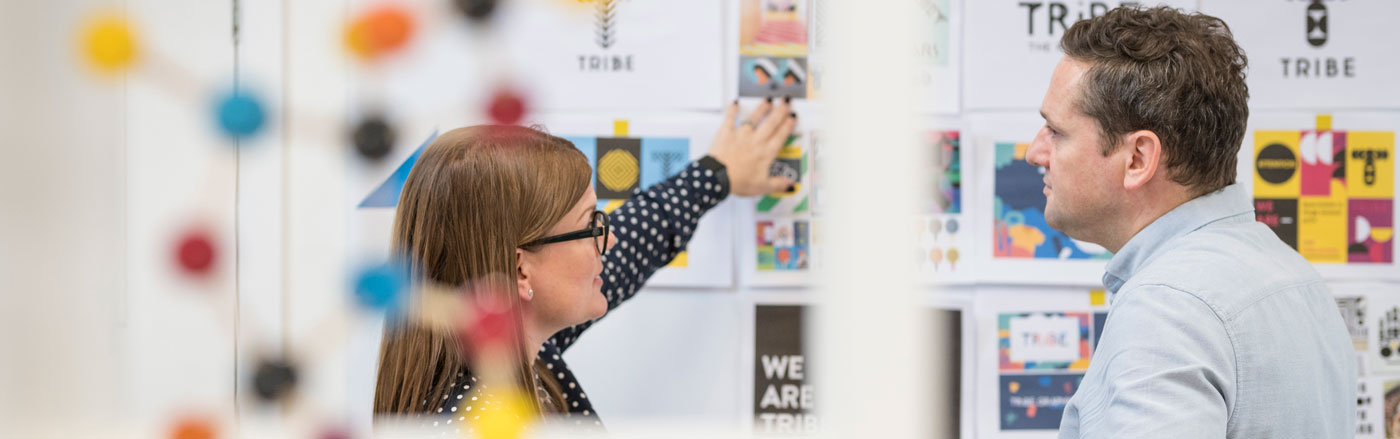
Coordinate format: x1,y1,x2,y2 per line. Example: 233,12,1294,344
520,210,610,255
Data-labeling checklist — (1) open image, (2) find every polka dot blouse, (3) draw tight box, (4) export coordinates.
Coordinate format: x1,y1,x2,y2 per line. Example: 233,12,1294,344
425,158,731,434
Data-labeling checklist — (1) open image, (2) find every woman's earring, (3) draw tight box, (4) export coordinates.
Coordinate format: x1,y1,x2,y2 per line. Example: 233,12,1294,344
528,289,534,298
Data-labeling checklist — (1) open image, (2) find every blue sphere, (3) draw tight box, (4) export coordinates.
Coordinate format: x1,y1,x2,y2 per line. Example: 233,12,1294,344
354,263,406,311
217,92,265,138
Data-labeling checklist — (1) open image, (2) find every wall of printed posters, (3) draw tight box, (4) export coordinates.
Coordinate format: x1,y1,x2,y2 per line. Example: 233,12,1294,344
332,1,1400,437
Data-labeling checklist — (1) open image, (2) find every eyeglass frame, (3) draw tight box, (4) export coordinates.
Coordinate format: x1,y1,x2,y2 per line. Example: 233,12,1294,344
519,210,610,255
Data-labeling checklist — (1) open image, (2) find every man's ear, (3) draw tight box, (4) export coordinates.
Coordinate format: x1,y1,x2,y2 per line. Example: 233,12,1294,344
1122,130,1163,191
515,248,533,302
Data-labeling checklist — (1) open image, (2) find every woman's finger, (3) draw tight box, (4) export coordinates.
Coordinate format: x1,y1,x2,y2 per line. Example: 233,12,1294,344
766,113,799,153
720,100,740,135
742,99,773,131
754,99,790,139
764,175,796,194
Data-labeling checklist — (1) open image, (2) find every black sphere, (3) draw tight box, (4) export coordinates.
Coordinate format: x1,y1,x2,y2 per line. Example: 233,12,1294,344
453,0,497,21
352,116,396,161
253,360,299,402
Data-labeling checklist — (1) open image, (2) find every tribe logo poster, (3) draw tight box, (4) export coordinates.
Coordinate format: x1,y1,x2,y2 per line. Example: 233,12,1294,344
962,0,1196,109
753,305,816,434
997,311,1093,430
1202,0,1400,109
1252,117,1394,264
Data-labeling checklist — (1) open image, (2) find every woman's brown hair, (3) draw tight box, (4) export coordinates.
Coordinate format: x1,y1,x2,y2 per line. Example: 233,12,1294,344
373,125,591,415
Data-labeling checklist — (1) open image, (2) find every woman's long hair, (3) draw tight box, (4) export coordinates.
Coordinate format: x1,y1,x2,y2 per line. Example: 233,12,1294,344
373,125,591,415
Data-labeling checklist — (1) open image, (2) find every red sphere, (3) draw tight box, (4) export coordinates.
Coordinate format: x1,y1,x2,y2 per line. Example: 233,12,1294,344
487,89,527,125
175,231,216,275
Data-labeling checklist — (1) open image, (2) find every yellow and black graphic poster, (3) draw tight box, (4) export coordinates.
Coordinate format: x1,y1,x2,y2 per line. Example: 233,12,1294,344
1253,116,1394,264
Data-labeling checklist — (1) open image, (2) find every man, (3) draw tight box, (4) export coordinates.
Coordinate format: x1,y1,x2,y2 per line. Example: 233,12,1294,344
1026,6,1356,438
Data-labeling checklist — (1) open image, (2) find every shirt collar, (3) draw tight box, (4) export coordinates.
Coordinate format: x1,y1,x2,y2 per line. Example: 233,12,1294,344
1102,183,1255,293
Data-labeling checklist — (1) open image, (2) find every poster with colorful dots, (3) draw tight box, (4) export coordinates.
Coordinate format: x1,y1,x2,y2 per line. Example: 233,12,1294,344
970,113,1112,286
919,130,974,284
976,288,1110,438
1241,113,1400,281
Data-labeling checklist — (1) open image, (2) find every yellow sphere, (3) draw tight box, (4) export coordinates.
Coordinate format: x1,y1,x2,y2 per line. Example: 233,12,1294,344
81,14,138,73
471,389,535,439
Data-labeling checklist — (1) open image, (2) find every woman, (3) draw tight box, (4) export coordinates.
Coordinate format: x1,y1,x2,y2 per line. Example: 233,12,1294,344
374,100,797,431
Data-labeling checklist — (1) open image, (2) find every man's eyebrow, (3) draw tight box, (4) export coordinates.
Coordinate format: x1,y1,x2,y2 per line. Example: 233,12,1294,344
1040,110,1059,131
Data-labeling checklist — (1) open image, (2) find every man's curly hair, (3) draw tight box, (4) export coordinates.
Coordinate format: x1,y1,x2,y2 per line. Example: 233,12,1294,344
1061,6,1250,195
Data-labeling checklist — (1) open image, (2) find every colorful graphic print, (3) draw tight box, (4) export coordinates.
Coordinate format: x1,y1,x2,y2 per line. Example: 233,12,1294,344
992,142,1112,260
569,135,689,213
739,0,809,98
756,218,810,271
1252,118,1394,264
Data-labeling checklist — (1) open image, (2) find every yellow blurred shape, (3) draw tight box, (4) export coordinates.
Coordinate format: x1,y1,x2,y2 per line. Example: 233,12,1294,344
473,389,535,439
81,13,138,73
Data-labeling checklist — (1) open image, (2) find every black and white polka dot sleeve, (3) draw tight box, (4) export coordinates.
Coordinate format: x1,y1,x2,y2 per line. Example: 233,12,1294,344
548,158,730,352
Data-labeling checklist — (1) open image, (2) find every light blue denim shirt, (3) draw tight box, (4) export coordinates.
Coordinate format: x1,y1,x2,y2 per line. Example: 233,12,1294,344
1058,183,1356,438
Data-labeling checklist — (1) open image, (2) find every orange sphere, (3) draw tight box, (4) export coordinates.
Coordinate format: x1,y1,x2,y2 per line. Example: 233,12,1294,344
345,5,416,61
169,416,217,439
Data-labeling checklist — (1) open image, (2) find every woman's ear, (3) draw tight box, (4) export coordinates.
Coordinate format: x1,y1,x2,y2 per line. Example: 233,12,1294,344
515,248,533,302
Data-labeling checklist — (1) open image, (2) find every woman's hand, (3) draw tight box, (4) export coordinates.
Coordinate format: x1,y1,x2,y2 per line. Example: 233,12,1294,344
707,99,799,197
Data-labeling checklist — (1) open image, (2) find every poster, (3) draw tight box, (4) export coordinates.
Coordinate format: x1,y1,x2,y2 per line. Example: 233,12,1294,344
497,0,724,110
975,287,1111,438
1379,301,1400,374
1339,295,1370,352
535,114,736,288
737,0,811,99
1359,378,1384,439
993,141,1112,261
746,130,822,286
1241,113,1399,280
970,112,1111,286
924,302,973,439
919,130,975,284
750,301,971,436
753,304,815,434
1199,0,1400,109
743,122,974,286
962,0,1198,110
373,0,723,114
915,0,962,114
797,0,960,113
1386,378,1400,439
